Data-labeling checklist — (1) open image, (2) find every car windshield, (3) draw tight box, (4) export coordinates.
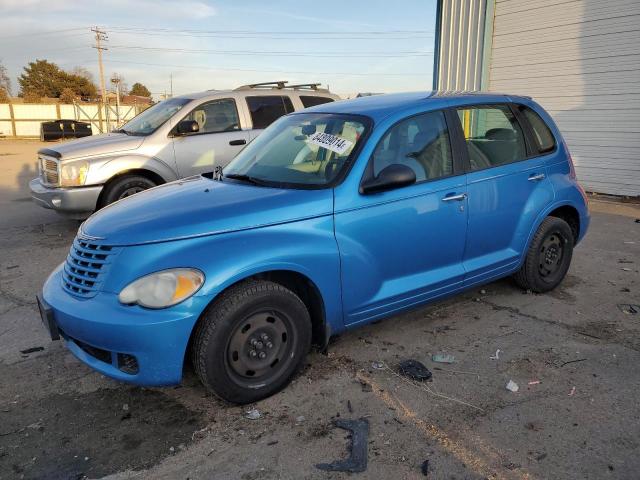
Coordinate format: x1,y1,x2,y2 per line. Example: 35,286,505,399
224,113,368,188
118,97,191,136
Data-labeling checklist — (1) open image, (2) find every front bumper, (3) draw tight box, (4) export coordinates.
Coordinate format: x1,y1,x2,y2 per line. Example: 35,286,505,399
30,178,102,217
42,264,212,386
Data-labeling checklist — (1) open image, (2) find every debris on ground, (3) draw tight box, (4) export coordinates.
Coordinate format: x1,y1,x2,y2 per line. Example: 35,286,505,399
618,304,639,315
431,353,455,364
398,359,433,381
506,380,519,392
528,380,541,385
421,459,430,476
371,361,385,370
621,267,632,271
490,349,501,360
19,346,44,355
316,418,369,473
245,409,261,420
359,380,373,392
295,415,305,424
559,358,587,368
347,400,353,413
568,386,576,396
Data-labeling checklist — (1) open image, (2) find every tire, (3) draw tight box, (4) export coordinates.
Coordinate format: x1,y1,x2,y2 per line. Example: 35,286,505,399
514,216,574,293
191,280,312,404
101,175,156,207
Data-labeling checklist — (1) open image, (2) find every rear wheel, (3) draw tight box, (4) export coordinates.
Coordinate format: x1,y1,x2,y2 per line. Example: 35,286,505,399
191,280,312,404
101,175,157,207
514,217,574,293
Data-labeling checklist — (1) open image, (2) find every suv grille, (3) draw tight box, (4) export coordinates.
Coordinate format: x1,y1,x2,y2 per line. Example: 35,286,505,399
39,156,59,185
62,237,119,298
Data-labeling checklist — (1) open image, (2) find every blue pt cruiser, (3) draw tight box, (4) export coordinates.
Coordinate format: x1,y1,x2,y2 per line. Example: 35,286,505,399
39,92,590,404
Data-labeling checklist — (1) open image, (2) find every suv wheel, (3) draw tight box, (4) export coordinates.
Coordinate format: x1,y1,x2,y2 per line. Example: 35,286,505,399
514,216,574,293
101,175,157,207
191,280,312,404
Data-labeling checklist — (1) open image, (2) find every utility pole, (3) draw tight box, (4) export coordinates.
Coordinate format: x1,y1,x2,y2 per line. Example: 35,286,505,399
91,27,108,105
110,73,121,125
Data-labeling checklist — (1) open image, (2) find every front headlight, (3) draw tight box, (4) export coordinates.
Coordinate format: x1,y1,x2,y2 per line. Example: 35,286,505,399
60,160,89,187
118,268,204,309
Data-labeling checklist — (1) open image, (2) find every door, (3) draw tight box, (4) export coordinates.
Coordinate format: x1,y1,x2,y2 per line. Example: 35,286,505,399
454,104,555,286
245,96,295,141
171,98,251,177
335,110,468,326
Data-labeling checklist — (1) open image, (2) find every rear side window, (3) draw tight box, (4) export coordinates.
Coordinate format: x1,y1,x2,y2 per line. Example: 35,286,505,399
246,96,295,129
456,105,527,171
372,110,453,183
518,105,556,153
300,96,334,108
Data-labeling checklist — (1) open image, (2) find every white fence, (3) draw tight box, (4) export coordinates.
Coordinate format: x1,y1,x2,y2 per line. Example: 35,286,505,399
0,103,148,138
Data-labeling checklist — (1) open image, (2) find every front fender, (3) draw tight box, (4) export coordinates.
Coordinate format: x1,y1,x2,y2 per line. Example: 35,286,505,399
85,154,179,185
102,215,345,336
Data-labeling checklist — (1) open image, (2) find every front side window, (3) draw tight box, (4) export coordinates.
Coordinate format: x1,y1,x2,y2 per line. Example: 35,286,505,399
246,96,295,129
457,105,526,171
372,110,453,183
119,97,191,136
300,96,334,108
518,105,556,153
182,98,240,134
224,113,368,187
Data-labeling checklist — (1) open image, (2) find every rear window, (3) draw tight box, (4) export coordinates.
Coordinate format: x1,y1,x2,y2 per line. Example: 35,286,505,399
300,96,334,108
518,105,556,153
246,96,295,129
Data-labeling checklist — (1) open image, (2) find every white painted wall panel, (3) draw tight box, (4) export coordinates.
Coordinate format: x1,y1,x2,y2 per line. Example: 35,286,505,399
489,0,640,196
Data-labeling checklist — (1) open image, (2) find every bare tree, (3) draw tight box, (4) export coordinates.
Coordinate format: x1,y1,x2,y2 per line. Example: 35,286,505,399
0,60,11,99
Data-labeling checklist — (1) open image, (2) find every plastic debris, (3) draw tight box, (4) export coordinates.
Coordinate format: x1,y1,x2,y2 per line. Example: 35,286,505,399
245,409,262,420
568,386,576,396
399,359,433,381
490,349,501,360
618,304,639,315
421,459,430,476
372,361,385,370
528,380,541,385
20,346,44,355
506,380,519,392
431,353,455,364
316,418,369,473
295,415,305,423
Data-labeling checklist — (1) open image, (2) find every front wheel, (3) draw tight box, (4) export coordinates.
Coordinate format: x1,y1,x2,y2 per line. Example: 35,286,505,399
100,175,157,208
513,216,574,293
191,280,312,404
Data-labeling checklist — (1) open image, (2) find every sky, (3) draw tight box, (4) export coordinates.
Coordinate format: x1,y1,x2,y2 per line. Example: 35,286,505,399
0,0,437,99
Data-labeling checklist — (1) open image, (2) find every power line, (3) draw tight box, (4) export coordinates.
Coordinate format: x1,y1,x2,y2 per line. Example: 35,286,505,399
0,27,89,40
107,26,434,35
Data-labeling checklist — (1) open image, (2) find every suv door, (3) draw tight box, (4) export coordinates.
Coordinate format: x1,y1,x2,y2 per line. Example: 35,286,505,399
171,98,251,177
245,95,295,140
335,110,468,326
453,103,555,286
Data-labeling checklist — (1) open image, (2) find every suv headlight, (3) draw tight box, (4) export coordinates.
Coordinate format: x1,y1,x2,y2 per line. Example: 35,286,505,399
118,268,204,309
60,160,89,187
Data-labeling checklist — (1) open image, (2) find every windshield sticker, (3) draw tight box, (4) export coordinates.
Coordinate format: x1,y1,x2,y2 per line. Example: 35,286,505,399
307,132,354,155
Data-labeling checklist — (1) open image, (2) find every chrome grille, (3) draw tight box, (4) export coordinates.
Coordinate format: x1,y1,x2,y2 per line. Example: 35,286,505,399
62,236,119,298
39,156,59,185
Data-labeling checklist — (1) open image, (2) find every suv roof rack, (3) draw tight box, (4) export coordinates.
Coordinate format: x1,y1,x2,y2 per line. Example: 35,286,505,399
233,81,329,93
234,81,289,90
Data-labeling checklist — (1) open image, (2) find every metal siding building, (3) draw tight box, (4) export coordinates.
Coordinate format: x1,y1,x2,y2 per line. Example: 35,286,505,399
435,0,640,196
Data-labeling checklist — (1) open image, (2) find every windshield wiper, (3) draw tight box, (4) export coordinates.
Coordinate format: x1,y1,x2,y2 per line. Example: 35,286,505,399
113,128,130,135
224,173,268,186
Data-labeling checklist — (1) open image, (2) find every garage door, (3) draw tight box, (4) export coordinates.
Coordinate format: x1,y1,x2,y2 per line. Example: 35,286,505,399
488,0,640,196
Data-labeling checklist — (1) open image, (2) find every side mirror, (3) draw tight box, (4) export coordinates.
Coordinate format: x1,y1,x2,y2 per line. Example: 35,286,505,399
175,120,199,135
360,164,416,194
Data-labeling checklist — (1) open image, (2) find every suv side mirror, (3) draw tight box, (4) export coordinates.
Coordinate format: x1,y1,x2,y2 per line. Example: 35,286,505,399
361,164,416,194
175,120,199,136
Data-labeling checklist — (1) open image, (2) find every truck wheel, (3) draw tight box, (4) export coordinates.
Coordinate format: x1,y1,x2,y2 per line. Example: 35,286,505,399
191,280,312,404
514,216,574,293
101,175,156,206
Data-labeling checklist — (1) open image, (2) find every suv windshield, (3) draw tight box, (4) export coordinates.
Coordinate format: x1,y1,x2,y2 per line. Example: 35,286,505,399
224,113,368,188
118,97,191,136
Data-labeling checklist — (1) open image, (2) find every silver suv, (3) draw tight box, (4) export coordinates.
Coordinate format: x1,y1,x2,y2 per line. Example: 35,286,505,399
30,81,339,218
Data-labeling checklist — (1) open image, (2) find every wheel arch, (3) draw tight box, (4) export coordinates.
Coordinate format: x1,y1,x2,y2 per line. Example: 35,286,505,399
96,168,167,208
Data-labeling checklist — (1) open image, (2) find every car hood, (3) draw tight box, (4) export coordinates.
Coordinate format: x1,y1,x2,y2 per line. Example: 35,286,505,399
81,176,334,246
43,132,145,161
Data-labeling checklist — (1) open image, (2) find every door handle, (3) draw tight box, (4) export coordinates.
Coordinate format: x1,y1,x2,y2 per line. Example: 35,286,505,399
442,193,467,202
528,173,546,182
229,139,247,146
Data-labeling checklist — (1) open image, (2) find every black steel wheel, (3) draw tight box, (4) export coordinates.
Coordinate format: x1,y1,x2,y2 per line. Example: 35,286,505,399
514,216,574,293
191,280,311,404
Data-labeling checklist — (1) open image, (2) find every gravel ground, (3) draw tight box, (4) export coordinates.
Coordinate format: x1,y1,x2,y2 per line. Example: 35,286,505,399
1,139,639,480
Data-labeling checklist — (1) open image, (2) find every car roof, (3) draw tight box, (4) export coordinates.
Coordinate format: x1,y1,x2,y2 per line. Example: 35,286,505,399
174,89,339,102
301,91,529,121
